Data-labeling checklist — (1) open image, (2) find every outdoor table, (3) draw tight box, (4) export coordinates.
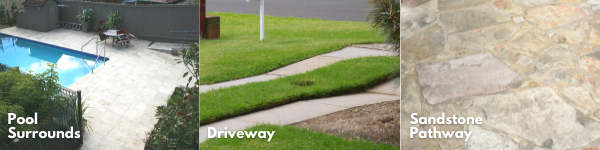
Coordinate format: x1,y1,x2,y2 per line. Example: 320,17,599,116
103,30,119,47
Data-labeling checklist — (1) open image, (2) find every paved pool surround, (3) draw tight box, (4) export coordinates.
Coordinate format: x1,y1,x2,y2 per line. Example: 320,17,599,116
0,27,191,149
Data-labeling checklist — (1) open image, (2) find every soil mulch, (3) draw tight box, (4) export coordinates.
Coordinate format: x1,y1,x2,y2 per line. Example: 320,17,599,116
291,100,400,147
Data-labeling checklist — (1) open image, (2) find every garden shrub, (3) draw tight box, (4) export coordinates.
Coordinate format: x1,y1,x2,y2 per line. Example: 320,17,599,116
367,0,400,54
0,63,8,72
0,64,66,146
145,43,199,149
166,87,184,106
145,86,199,149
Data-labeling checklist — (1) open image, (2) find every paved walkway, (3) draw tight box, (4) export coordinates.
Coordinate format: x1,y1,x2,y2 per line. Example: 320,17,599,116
200,46,395,92
0,27,190,150
198,44,399,143
402,0,600,149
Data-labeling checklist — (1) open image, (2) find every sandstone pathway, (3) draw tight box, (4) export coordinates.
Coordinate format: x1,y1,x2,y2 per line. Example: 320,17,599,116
402,0,600,149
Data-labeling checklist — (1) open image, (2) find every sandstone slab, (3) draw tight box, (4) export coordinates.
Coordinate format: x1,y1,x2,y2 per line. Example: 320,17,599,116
526,46,583,85
590,0,600,4
447,31,486,52
440,5,511,33
416,53,523,105
520,0,555,7
401,75,424,114
551,26,586,44
591,12,600,30
401,23,446,62
402,0,431,8
581,50,600,74
513,16,525,23
581,44,600,55
401,13,436,38
560,86,600,114
590,28,600,45
494,0,523,14
438,0,488,12
524,4,587,30
560,0,580,3
480,22,520,44
470,87,600,149
446,22,519,57
516,55,533,67
503,26,551,57
466,125,518,150
401,0,437,40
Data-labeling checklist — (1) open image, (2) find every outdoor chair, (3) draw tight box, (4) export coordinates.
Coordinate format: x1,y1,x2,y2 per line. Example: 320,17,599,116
122,30,137,39
98,31,108,45
94,21,107,33
115,30,132,49
120,30,136,47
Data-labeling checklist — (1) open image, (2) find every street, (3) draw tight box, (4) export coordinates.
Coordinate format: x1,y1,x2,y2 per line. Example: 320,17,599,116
206,0,371,22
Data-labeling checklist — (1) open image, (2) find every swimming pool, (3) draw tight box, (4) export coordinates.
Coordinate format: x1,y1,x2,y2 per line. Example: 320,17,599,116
0,34,108,87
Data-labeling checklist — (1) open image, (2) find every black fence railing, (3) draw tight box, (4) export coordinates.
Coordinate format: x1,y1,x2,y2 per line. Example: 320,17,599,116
0,65,83,150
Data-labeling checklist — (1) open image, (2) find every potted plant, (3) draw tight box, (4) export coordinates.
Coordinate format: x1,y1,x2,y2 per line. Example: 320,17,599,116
11,1,17,20
105,10,120,30
76,7,93,32
10,1,16,10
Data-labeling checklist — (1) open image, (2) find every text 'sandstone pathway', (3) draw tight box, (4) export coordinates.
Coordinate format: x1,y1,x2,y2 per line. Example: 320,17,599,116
402,0,600,149
0,27,190,150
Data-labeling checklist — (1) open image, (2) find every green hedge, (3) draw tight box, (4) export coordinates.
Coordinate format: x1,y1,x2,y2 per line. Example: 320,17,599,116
0,64,67,146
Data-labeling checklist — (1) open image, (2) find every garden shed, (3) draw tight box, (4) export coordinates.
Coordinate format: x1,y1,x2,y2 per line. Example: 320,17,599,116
15,0,59,32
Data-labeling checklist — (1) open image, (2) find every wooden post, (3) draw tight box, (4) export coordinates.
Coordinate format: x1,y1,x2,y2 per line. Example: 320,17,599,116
13,139,21,150
6,10,10,27
77,90,83,145
200,0,206,39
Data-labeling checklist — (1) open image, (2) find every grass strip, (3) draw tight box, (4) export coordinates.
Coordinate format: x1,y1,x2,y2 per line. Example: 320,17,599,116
200,12,385,84
199,124,397,150
200,56,399,125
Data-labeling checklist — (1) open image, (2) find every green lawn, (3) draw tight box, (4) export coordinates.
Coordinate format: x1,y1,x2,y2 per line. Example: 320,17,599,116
200,56,399,125
200,12,385,84
199,124,397,150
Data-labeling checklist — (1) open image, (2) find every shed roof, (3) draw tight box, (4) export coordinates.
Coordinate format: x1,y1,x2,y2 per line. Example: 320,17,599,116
22,0,58,6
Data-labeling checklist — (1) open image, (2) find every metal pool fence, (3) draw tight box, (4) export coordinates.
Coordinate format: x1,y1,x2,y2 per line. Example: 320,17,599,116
0,65,84,150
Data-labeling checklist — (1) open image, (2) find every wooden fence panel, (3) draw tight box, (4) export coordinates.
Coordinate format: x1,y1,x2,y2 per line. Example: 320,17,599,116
55,1,198,42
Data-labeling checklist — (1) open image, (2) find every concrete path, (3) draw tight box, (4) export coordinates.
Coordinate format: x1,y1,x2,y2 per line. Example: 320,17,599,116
199,89,399,143
402,0,600,149
199,46,395,93
0,27,190,150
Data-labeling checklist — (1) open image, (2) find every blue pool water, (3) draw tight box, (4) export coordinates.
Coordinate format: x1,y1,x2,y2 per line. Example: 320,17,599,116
0,34,108,87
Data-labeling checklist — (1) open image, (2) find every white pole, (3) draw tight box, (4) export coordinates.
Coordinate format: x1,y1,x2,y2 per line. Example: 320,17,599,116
260,0,264,41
